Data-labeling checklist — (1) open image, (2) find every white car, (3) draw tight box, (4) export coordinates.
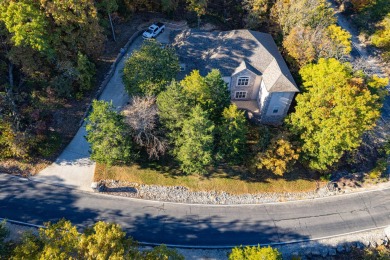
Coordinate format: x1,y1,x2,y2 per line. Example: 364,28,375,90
142,22,165,39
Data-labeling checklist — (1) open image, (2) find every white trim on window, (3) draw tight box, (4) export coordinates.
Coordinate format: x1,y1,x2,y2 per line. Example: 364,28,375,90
235,91,247,99
237,76,249,86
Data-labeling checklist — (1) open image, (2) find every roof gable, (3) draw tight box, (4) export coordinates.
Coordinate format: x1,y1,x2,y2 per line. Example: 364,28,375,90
232,61,261,76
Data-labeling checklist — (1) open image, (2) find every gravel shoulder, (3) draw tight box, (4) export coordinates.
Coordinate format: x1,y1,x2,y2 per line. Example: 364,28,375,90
96,177,390,205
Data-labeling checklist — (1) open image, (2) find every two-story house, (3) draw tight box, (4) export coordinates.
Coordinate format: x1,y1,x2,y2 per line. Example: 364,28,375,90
172,29,299,125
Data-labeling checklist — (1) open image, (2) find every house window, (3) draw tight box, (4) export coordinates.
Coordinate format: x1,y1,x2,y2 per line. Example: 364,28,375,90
272,106,279,114
237,77,249,86
235,91,247,99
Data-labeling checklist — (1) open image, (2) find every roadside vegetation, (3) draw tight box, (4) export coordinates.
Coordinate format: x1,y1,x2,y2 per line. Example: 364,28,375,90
1,219,390,260
0,219,288,260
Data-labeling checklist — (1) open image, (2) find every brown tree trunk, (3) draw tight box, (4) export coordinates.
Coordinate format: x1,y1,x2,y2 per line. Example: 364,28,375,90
108,13,116,42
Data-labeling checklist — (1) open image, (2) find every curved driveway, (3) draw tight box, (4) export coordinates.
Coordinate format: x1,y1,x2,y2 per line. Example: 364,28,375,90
1,174,389,247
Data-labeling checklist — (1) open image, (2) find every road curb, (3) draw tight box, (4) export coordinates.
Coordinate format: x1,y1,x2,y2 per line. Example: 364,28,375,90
3,173,390,207
1,217,388,249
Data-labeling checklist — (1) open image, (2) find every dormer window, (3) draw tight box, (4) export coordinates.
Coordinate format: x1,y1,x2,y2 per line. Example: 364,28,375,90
237,76,249,86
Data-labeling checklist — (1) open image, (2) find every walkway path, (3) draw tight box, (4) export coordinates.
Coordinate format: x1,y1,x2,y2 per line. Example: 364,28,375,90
32,37,144,191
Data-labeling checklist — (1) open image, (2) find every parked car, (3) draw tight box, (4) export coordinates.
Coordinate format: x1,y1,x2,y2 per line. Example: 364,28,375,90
142,22,165,39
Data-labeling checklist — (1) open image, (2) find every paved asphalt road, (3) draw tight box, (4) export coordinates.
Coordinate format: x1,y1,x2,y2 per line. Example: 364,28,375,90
1,174,389,247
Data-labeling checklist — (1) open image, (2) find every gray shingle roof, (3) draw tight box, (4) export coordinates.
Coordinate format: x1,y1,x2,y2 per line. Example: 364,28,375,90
172,29,299,93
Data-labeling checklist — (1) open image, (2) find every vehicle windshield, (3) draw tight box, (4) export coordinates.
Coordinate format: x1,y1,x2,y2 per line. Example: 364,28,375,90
146,29,153,34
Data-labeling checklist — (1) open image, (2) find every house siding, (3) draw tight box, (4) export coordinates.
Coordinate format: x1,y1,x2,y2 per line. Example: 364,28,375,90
230,70,258,100
260,92,295,125
222,77,231,90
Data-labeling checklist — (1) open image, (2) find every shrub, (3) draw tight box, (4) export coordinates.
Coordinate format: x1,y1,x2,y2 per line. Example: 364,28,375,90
229,245,282,260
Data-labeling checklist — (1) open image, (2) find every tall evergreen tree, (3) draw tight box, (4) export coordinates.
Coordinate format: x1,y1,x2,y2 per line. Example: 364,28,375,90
175,105,214,174
204,69,231,122
218,104,248,164
86,100,135,166
156,80,190,143
181,69,230,122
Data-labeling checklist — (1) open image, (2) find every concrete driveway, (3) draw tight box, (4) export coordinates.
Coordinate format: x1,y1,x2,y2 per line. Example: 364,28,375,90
33,36,145,191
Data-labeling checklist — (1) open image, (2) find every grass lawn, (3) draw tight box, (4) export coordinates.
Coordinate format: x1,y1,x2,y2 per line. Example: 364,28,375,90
95,162,324,195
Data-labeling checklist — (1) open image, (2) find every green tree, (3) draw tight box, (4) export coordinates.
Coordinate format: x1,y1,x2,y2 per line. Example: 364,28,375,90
181,70,209,106
288,58,386,170
204,69,231,122
187,0,208,28
282,26,317,66
243,0,268,29
79,221,138,259
175,105,214,174
181,69,230,122
38,219,79,259
229,245,282,260
156,80,191,143
372,13,390,60
11,231,43,259
123,40,179,96
283,25,352,66
41,0,105,60
142,245,185,260
161,0,179,15
271,0,335,35
77,52,96,95
85,100,135,166
0,1,51,52
218,104,248,164
0,220,10,258
256,134,301,175
11,220,150,259
96,0,119,42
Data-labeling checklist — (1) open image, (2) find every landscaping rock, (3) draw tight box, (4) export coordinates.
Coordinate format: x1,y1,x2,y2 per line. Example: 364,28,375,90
337,245,345,253
385,226,390,239
320,247,328,257
329,248,337,256
311,248,321,256
376,239,385,246
356,241,365,249
90,182,99,192
345,243,352,252
363,240,370,247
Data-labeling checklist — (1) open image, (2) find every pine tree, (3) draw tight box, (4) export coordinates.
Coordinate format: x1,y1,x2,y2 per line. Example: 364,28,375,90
175,105,214,174
218,104,248,164
85,100,135,165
